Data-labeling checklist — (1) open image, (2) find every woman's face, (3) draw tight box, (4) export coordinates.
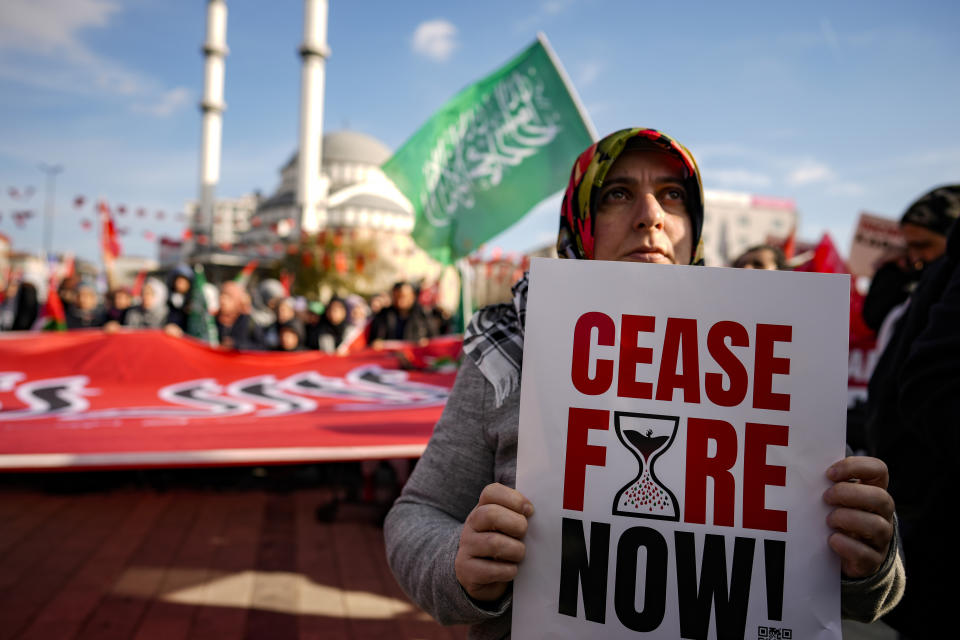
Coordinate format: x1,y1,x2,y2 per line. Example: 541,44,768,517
277,300,295,324
280,328,300,350
174,276,191,294
142,285,156,309
219,291,237,316
114,290,132,310
591,149,693,265
77,287,98,311
326,301,346,325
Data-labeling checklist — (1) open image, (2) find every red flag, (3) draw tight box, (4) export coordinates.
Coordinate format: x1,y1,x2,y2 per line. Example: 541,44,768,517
235,259,259,285
807,234,847,274
334,250,347,274
280,271,293,295
131,270,148,298
39,276,67,331
98,200,122,262
782,226,796,260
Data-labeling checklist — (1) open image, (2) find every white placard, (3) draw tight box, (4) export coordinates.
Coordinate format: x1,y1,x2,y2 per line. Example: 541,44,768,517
848,212,904,278
514,258,849,640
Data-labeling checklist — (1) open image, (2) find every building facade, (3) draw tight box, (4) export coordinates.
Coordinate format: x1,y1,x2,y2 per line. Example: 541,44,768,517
700,190,798,267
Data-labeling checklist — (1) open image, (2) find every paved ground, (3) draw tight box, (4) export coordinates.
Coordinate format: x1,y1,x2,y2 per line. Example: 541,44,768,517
0,465,467,640
0,465,900,639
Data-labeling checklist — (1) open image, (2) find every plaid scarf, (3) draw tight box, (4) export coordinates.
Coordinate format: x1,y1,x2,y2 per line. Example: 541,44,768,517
462,274,528,408
463,128,705,406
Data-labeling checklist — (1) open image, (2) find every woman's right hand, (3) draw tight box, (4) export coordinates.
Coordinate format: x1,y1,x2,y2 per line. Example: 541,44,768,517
455,483,534,602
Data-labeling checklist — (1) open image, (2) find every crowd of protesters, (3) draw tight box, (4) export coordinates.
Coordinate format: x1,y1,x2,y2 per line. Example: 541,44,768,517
0,265,453,354
3,177,957,636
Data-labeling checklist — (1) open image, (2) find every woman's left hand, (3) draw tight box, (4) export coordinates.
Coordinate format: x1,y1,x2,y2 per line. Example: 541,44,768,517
822,456,895,579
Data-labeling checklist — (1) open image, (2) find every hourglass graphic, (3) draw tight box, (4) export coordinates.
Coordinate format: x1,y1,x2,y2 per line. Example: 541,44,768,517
612,412,680,521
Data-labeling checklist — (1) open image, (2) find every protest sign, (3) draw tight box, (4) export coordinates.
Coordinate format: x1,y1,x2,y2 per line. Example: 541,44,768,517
848,212,904,278
514,259,849,639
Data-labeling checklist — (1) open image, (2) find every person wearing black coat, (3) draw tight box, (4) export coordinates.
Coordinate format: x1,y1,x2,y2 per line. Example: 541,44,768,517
368,282,434,347
864,185,960,637
5,281,39,331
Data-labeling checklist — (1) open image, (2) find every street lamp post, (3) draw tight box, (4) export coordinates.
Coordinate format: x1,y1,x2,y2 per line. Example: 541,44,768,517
38,163,64,258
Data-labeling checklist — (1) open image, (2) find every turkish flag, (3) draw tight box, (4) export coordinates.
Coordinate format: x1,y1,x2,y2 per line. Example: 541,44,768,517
98,200,122,262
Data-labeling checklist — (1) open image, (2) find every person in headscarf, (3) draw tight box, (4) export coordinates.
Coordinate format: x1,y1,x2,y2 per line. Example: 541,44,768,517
384,128,903,639
262,296,296,350
313,296,348,354
165,265,193,331
105,287,133,325
216,280,262,350
251,278,286,332
863,185,960,637
274,319,306,352
0,280,38,331
66,282,106,329
122,277,170,329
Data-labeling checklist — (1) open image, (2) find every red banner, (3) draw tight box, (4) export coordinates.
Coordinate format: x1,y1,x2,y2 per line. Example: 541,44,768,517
0,331,462,471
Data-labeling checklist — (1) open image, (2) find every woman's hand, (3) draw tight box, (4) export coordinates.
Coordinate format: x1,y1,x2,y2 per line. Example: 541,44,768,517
823,456,895,579
455,483,534,602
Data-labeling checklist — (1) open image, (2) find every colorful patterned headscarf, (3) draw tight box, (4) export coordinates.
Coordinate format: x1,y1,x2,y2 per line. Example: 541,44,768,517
556,127,705,264
465,128,706,406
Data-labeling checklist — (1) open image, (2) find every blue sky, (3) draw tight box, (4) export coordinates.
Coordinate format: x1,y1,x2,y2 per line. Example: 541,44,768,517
1,0,958,263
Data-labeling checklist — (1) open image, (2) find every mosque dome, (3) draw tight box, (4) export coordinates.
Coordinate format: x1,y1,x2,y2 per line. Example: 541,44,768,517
322,130,392,166
252,129,413,242
281,130,393,173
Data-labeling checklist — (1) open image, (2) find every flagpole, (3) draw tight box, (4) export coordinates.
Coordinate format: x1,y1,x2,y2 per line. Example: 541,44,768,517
456,258,473,333
536,32,598,142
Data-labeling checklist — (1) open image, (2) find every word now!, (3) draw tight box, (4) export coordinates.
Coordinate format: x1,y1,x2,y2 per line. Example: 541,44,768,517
559,518,786,638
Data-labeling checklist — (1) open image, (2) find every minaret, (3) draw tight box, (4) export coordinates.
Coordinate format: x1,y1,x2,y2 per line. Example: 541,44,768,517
197,0,228,245
296,0,330,235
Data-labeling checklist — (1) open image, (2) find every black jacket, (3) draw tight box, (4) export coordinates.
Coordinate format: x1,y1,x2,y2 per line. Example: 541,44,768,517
368,305,434,343
865,221,960,636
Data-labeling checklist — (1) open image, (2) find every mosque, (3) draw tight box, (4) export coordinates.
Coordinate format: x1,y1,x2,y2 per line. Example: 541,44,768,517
180,0,447,297
251,130,413,241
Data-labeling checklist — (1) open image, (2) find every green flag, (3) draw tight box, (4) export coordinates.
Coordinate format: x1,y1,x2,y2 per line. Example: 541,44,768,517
383,34,595,264
186,264,219,346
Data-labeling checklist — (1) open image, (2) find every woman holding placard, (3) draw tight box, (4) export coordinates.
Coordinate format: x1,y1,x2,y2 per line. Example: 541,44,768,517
384,128,904,639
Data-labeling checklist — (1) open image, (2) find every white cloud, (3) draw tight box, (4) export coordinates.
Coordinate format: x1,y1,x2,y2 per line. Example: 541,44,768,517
707,169,773,190
542,0,575,15
411,19,459,62
0,0,187,116
132,87,193,118
577,60,602,86
786,161,834,186
0,0,119,56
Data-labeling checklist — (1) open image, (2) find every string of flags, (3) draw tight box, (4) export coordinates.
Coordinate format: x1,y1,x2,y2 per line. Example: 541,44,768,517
0,189,189,234
2,188,533,284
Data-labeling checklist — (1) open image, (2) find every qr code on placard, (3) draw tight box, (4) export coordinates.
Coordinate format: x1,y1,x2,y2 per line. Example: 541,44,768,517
758,626,792,639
